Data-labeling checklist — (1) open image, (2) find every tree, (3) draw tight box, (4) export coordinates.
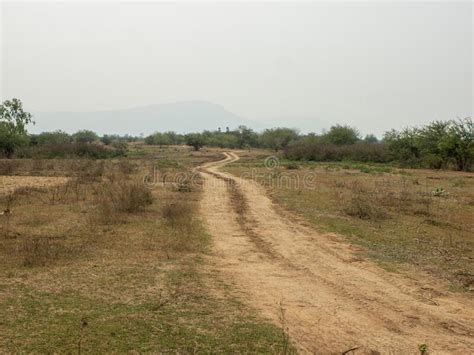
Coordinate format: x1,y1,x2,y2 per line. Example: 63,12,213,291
34,130,71,145
163,131,182,145
101,135,113,145
260,128,299,151
236,125,258,149
217,133,239,149
0,98,34,157
383,128,421,165
110,140,128,153
382,118,473,171
185,133,206,151
363,134,378,143
417,121,450,169
72,130,98,144
144,134,155,145
323,124,360,145
439,118,473,171
145,131,182,146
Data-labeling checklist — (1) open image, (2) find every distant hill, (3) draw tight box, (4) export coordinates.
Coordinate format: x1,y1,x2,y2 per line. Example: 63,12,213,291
31,101,258,135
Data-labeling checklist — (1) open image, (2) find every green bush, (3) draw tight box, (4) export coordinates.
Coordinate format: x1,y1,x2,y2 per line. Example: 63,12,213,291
384,118,473,171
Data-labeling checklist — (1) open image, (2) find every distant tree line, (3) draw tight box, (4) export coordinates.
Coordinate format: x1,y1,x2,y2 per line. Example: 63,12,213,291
2,99,472,170
145,126,298,151
145,120,473,171
286,120,473,171
0,98,140,159
21,130,137,158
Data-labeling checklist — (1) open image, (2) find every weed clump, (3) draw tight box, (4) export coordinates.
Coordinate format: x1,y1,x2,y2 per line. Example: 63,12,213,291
92,181,153,224
160,200,207,253
342,183,388,220
0,235,78,267
20,236,62,266
162,201,193,226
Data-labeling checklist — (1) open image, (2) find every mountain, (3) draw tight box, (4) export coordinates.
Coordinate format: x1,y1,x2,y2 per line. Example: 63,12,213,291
31,101,257,135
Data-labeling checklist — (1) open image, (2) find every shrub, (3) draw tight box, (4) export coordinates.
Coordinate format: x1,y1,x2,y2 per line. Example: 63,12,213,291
33,130,71,145
162,201,193,226
0,160,20,175
431,187,449,197
0,98,33,158
107,182,153,213
259,128,299,151
160,200,206,253
185,133,206,151
342,184,388,220
284,141,390,163
322,124,360,145
384,118,473,171
92,181,153,224
16,142,125,159
19,236,70,267
110,140,128,154
72,130,99,144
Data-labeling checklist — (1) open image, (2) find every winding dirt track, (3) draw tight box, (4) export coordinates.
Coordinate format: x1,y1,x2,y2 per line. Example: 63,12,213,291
199,152,474,354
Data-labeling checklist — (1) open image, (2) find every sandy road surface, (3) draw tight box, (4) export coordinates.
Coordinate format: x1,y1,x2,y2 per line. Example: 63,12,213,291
199,152,474,354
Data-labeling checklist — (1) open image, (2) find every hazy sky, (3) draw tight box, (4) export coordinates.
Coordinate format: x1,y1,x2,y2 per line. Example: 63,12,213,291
1,1,473,135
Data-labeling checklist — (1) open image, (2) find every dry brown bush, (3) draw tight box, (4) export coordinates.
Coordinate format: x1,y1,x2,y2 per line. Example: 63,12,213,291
0,160,20,175
91,180,153,224
0,235,75,267
75,160,105,182
116,160,137,175
342,183,388,220
20,236,66,267
162,201,193,226
160,200,205,253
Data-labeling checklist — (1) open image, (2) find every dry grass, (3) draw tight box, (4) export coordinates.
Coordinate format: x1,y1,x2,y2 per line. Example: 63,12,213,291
342,182,389,220
0,146,288,352
18,235,75,267
162,201,193,224
91,180,153,224
224,154,474,292
0,175,69,195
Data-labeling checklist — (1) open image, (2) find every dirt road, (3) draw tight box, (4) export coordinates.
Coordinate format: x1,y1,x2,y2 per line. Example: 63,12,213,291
199,152,474,354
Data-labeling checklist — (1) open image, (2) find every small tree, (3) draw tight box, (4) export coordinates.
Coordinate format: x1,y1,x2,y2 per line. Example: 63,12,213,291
383,128,421,165
0,98,34,157
163,131,182,145
260,128,299,151
236,125,258,149
439,118,473,171
154,132,172,147
363,134,378,143
34,130,71,145
72,130,98,144
323,124,360,145
185,133,206,151
101,135,113,145
144,134,155,145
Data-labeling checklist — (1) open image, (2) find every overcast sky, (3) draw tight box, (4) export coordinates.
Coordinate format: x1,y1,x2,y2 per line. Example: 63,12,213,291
1,1,472,136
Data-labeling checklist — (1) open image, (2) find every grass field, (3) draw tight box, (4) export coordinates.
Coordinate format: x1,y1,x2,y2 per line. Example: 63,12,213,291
224,150,474,292
0,146,292,353
2,144,472,352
